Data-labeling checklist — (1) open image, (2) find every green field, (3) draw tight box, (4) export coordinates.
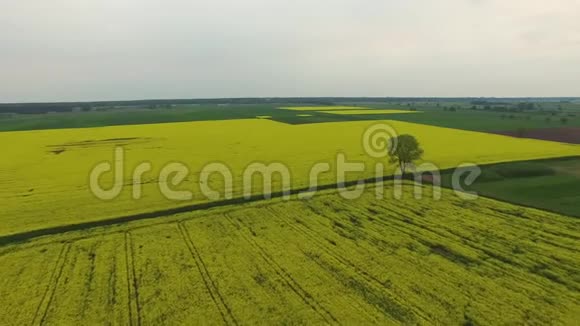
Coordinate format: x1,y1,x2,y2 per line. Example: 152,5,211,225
1,184,578,325
2,101,580,133
0,105,283,131
441,157,580,217
364,110,580,132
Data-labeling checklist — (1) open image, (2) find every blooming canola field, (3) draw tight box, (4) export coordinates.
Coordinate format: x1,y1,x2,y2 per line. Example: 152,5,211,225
281,106,366,111
0,184,578,325
320,109,416,115
1,118,579,237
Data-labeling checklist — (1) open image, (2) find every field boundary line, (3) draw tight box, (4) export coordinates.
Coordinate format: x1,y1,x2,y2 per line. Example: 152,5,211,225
177,223,238,326
1,155,579,246
31,242,71,325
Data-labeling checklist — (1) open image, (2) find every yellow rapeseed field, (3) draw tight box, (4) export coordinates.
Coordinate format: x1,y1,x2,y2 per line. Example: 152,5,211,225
1,119,579,236
0,184,578,324
281,106,366,111
320,109,415,115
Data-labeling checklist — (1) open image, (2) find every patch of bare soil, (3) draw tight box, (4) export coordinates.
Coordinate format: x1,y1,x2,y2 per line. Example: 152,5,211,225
491,127,580,144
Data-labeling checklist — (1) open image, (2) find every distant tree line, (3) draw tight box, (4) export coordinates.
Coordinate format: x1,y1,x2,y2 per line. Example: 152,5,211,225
467,102,542,113
1,97,578,114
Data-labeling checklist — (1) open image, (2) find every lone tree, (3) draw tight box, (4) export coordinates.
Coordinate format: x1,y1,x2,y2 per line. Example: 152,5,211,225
388,134,424,175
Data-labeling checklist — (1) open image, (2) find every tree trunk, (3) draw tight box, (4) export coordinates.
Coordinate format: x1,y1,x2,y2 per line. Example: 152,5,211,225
399,159,405,175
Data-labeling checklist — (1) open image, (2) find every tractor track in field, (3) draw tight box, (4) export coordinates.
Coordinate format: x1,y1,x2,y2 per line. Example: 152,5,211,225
124,232,142,326
300,199,580,310
334,198,580,294
32,242,71,325
178,223,238,326
302,199,467,288
263,206,427,324
224,213,339,325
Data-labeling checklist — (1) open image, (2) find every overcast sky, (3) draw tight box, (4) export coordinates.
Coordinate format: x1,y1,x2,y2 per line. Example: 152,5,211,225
1,0,579,102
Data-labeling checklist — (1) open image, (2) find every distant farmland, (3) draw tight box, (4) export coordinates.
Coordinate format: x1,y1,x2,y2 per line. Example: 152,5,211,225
2,103,580,325
1,118,578,237
0,184,578,325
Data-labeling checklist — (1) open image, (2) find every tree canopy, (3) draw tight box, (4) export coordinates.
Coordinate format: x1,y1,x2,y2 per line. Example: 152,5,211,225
388,134,424,174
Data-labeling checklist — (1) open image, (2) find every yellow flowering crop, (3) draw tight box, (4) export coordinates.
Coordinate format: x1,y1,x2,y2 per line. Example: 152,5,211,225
1,119,578,236
280,106,366,111
0,184,578,324
320,109,416,115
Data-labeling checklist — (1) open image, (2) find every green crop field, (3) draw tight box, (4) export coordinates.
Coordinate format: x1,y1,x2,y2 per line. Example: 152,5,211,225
441,157,580,217
2,100,580,133
361,110,580,132
1,184,578,325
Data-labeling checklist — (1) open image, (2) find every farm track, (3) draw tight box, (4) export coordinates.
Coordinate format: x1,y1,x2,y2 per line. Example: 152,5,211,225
124,232,141,326
2,155,579,247
0,173,414,246
178,223,238,325
32,243,71,325
223,213,339,324
262,206,428,323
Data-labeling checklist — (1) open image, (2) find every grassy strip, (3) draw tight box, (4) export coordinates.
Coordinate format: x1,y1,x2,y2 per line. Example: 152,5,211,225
440,156,580,218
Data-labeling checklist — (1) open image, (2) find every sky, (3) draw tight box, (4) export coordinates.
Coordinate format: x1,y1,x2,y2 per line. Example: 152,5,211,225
1,0,579,102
